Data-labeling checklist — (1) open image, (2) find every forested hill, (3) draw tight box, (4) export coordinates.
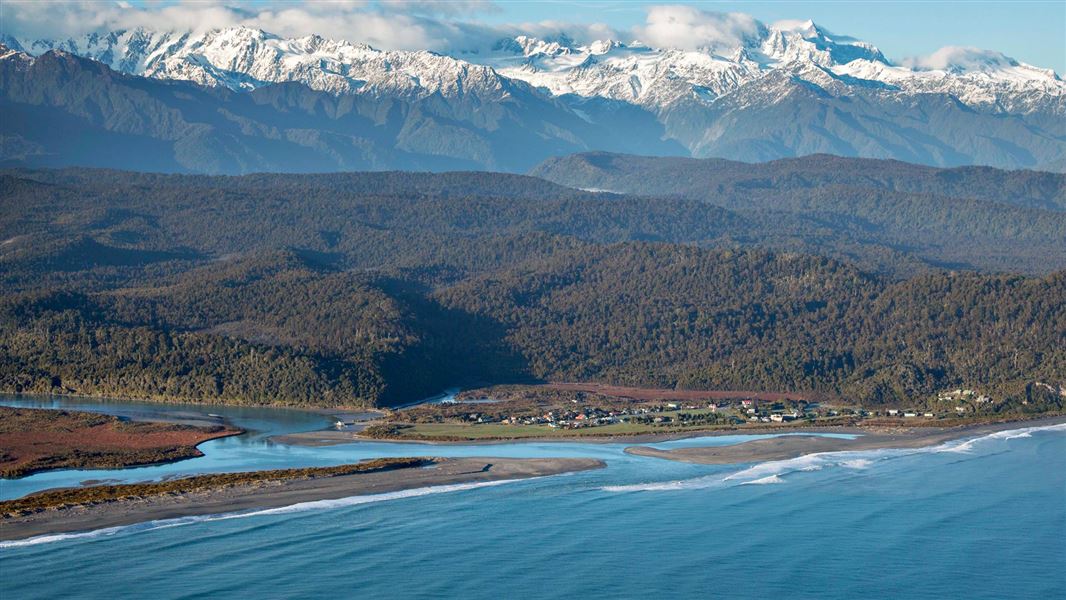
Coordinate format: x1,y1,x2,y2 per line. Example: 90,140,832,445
437,244,1066,407
531,153,1066,276
531,153,1066,212
1,168,1063,409
7,163,1066,277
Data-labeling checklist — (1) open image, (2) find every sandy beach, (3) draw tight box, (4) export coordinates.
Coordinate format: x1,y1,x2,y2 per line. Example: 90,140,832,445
624,416,1066,464
0,457,604,541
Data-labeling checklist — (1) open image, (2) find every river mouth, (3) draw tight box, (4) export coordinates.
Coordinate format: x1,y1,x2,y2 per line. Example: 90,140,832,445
2,393,1064,600
0,394,332,439
4,393,1063,509
0,394,873,501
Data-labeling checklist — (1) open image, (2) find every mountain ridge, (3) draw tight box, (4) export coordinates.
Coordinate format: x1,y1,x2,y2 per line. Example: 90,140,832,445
0,44,684,173
2,20,1065,171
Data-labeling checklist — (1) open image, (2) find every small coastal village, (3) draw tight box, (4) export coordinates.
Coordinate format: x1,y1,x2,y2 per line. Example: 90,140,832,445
442,394,996,430
351,384,1040,440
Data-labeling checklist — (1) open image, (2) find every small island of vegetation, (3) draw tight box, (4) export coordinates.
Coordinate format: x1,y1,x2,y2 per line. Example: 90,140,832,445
0,457,428,516
0,406,242,478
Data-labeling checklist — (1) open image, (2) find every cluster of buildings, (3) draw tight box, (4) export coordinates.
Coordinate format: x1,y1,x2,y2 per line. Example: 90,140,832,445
503,405,684,429
937,389,993,404
459,402,731,430
738,399,802,423
886,409,936,418
933,389,994,415
448,397,858,430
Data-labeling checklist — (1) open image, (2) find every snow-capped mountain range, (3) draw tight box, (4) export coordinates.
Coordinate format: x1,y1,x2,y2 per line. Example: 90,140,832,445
10,22,1063,112
2,21,1065,172
9,26,521,102
485,21,1063,115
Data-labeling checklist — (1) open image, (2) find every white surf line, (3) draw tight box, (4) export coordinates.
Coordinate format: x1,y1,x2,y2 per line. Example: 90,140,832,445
933,421,1066,453
0,478,531,549
603,422,1066,493
740,474,784,485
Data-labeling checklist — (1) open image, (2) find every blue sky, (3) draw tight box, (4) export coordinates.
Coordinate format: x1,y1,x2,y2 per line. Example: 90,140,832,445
481,1,1065,71
7,1,1064,72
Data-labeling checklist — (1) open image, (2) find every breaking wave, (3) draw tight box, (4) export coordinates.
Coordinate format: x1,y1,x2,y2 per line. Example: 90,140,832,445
741,475,784,485
933,422,1065,454
0,526,133,549
0,479,525,549
604,422,1066,493
602,475,731,493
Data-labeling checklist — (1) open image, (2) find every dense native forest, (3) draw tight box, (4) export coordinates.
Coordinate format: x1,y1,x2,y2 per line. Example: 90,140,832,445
1,164,1063,409
532,153,1066,275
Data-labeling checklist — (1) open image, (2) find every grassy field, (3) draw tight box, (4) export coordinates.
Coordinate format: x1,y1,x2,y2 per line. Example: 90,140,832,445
386,416,742,440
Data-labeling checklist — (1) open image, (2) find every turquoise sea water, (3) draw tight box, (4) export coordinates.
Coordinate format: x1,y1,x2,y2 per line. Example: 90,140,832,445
1,397,1064,599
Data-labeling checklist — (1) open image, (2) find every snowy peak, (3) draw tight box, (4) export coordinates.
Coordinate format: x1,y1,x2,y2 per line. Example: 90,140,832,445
482,20,1062,114
507,35,575,58
483,36,762,107
760,20,888,67
14,22,1062,113
588,39,624,56
0,42,31,66
3,23,1065,172
15,26,518,101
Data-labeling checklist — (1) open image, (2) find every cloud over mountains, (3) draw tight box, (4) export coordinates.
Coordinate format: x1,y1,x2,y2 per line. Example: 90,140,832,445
3,0,1050,73
636,5,763,51
2,0,1062,174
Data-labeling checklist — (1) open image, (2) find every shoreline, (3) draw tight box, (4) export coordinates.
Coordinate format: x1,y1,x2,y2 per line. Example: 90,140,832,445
272,414,1066,447
0,390,373,413
0,406,245,479
3,426,245,480
0,457,604,541
622,415,1066,464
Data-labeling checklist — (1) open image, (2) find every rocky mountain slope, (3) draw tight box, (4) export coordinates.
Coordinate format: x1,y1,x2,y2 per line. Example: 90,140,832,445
0,44,678,173
4,21,1065,171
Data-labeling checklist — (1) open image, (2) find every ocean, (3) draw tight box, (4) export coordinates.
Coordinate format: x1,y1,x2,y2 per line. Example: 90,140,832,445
1,398,1063,599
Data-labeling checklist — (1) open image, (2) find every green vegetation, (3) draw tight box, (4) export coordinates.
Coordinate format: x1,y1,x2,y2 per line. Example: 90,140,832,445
437,244,1066,408
366,413,756,441
1,168,1063,410
0,406,240,478
0,458,429,516
532,152,1066,274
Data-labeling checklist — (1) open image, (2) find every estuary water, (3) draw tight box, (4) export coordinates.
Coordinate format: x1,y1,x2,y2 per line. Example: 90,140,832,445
1,397,1064,599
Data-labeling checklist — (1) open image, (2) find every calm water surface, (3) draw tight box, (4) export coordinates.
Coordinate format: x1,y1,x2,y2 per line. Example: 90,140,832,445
1,396,1063,599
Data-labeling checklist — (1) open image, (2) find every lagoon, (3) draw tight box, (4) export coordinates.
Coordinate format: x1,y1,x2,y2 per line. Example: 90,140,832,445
1,396,1063,599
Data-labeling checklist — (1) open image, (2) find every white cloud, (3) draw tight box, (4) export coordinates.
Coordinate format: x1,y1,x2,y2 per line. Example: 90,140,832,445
902,46,1019,72
636,5,764,51
0,0,617,53
504,20,621,44
0,0,1030,75
1,1,437,48
4,1,249,38
379,0,499,16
